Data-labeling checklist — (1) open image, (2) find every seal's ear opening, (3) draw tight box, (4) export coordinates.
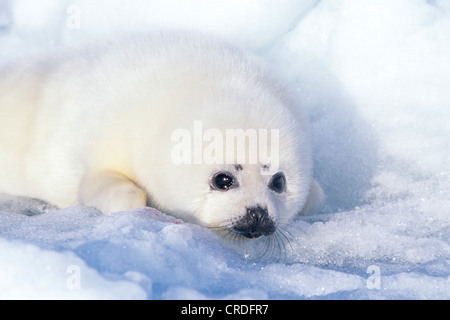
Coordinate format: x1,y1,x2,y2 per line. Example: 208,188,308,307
299,179,325,216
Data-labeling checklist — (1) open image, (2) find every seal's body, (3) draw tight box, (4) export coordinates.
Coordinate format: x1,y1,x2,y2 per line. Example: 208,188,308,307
0,32,323,239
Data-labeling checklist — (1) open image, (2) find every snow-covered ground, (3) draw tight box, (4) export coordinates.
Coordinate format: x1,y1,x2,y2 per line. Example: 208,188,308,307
0,0,449,299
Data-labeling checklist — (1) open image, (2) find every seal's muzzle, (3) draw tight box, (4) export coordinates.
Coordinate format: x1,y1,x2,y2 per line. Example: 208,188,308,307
232,206,276,239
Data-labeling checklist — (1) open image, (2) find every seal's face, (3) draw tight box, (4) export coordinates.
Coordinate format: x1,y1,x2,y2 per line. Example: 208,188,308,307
192,161,307,241
209,169,286,239
141,81,323,244
150,105,322,243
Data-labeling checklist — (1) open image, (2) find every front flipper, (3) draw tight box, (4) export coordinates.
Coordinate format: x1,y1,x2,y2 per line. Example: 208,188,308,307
79,171,147,214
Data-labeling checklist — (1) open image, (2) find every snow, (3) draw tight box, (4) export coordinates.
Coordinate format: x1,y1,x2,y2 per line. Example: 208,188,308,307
0,0,449,299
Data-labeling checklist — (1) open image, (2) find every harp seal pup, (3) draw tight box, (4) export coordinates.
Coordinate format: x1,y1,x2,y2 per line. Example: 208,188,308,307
0,32,323,240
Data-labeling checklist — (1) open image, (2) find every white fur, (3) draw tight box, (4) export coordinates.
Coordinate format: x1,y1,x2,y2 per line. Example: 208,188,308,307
0,32,323,231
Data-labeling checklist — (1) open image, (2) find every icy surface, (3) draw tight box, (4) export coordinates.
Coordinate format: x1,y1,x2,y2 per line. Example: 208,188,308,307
0,0,449,299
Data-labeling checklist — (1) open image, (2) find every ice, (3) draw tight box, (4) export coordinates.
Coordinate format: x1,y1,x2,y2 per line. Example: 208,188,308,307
0,238,146,299
0,0,449,299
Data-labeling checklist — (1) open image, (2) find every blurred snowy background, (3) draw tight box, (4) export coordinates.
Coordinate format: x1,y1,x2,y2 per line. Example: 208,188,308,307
0,0,449,299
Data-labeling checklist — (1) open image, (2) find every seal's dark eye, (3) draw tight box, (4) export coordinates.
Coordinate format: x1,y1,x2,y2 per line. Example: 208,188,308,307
211,172,236,191
269,172,286,193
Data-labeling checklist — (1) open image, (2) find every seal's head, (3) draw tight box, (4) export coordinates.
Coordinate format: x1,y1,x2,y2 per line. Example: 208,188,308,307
130,35,324,242
149,112,324,242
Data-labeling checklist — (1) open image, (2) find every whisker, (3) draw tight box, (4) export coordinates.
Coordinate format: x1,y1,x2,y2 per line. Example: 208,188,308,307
276,232,286,260
199,218,297,262
277,225,294,254
276,233,285,260
261,224,295,261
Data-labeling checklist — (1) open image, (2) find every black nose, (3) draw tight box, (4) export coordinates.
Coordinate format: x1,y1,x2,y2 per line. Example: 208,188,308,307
232,206,276,239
